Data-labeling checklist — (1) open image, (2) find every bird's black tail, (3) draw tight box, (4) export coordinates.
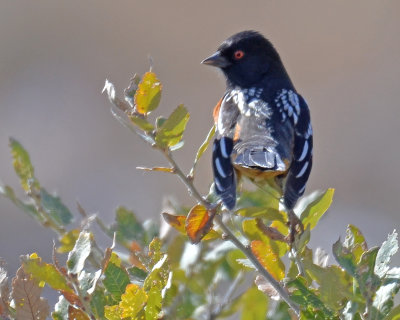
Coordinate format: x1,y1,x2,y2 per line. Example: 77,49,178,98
212,137,236,209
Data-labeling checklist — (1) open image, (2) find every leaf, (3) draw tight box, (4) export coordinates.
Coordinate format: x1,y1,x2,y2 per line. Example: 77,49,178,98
0,185,40,220
129,116,155,132
119,284,148,319
356,247,381,300
124,74,141,108
68,306,90,320
21,253,72,292
136,166,174,173
104,305,123,320
238,188,280,211
162,212,186,234
127,267,148,282
58,229,80,253
90,289,108,320
52,296,69,320
9,138,40,192
251,240,285,281
155,104,190,148
103,253,130,303
12,267,50,320
134,71,162,114
332,239,357,277
375,230,398,278
344,224,368,263
148,237,163,266
40,188,73,226
240,286,269,320
300,188,334,229
66,231,92,274
287,277,333,316
146,286,162,320
303,260,353,311
236,206,285,222
189,125,215,177
113,206,144,244
385,304,400,320
372,282,399,317
185,204,214,243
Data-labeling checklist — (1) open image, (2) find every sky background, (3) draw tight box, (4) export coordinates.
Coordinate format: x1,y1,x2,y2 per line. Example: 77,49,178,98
1,0,400,296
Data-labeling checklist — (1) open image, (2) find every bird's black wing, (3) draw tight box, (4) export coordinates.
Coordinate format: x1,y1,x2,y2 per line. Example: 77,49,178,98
274,90,313,209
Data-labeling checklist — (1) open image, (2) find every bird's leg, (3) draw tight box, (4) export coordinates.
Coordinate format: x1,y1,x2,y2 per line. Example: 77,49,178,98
287,209,304,245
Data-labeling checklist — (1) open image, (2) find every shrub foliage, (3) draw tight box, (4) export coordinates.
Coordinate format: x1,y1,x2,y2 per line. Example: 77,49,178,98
1,69,399,320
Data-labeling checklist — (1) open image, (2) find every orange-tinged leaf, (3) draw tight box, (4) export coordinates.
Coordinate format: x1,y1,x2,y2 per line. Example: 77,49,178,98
134,72,162,114
68,305,90,320
162,212,186,234
251,240,285,281
185,205,214,243
61,290,83,308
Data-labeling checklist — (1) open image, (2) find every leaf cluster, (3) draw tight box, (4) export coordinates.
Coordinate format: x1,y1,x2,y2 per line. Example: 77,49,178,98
0,69,399,320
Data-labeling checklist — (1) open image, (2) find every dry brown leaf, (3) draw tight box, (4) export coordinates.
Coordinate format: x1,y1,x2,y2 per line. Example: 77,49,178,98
68,305,90,320
12,267,50,320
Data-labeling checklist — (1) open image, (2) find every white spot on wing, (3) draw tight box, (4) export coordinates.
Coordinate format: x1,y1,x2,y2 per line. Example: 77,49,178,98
215,157,227,178
220,138,229,158
296,161,309,178
297,140,309,162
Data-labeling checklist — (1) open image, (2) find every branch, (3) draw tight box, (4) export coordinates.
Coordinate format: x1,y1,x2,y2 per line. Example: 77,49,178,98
106,87,301,317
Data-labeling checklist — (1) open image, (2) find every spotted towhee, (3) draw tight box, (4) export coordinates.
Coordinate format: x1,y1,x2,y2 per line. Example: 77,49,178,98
202,31,313,222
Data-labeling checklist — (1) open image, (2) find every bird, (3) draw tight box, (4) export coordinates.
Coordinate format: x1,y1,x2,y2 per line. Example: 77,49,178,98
202,31,313,232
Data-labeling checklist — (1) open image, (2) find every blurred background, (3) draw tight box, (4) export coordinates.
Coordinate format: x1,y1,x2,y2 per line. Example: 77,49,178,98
1,0,399,293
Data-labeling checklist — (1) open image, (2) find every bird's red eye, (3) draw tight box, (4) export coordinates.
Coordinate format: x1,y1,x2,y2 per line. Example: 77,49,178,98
233,50,245,60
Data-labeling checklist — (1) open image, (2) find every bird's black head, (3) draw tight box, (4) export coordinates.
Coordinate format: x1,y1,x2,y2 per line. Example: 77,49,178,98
202,30,286,88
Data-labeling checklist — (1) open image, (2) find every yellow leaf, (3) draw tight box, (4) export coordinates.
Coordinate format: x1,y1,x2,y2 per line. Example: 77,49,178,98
104,305,123,320
162,212,186,234
119,284,147,319
21,254,72,293
134,72,162,114
185,205,214,244
251,240,285,281
58,229,80,253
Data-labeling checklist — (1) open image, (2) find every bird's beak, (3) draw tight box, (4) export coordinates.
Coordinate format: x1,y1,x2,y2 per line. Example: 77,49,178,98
201,51,230,68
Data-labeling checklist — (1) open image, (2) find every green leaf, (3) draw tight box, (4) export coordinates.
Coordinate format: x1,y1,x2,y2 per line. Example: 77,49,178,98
57,229,80,253
332,239,357,277
90,290,107,320
113,206,144,244
21,253,72,293
103,253,130,303
155,104,190,148
0,185,40,220
356,247,381,300
385,304,400,320
127,267,148,282
240,286,268,320
344,224,368,264
66,231,92,274
236,206,285,222
134,71,162,114
303,260,353,311
375,230,398,278
287,277,333,316
238,187,280,211
40,188,73,226
300,188,334,229
129,116,155,132
189,125,215,177
9,138,40,192
119,284,148,319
